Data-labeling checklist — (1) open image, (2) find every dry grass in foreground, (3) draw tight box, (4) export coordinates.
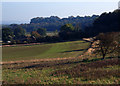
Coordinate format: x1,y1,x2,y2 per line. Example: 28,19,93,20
2,57,120,84
51,58,120,80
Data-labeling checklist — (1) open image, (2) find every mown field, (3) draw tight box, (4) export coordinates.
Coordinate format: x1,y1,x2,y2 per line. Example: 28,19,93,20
2,40,89,61
2,40,120,85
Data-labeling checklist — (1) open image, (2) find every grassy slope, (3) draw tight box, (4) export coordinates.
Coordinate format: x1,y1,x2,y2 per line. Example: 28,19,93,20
2,40,89,61
2,40,119,84
2,58,119,84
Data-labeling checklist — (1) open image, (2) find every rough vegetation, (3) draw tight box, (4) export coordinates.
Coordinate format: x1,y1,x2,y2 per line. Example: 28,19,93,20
2,56,120,84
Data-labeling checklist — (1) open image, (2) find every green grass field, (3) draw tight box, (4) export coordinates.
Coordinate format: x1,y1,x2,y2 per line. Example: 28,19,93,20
2,40,120,84
2,40,90,61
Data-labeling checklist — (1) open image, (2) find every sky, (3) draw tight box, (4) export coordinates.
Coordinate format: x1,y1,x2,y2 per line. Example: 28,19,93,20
1,0,120,2
1,1,119,24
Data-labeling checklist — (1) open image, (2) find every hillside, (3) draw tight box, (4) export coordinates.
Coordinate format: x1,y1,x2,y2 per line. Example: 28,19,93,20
85,10,120,37
7,15,99,32
2,40,90,61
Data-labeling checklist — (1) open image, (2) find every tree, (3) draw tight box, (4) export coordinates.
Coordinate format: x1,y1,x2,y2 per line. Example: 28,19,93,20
74,23,82,32
89,10,120,37
37,28,46,36
2,28,14,43
93,32,119,59
31,31,41,38
74,23,85,38
14,26,26,39
29,15,98,32
59,24,74,40
31,31,41,42
60,24,74,32
115,32,120,58
54,29,58,36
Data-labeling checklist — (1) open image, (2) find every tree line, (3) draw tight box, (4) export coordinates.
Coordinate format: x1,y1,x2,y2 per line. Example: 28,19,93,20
85,9,120,37
3,15,98,32
2,23,84,44
2,10,120,45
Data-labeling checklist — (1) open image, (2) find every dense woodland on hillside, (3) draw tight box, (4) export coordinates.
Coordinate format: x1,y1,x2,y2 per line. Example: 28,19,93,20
2,10,120,44
8,15,98,32
85,10,120,37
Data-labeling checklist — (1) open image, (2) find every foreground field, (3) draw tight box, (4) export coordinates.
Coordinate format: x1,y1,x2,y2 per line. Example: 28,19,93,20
2,57,120,84
2,40,120,85
2,40,89,61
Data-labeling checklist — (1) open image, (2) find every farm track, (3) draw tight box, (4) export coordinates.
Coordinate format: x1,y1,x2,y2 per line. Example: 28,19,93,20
1,54,85,65
2,43,42,47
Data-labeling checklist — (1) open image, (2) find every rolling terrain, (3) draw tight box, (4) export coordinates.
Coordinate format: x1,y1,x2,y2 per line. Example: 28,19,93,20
2,40,89,62
2,40,120,84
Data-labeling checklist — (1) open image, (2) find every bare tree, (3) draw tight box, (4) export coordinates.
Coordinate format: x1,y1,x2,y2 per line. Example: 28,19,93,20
93,32,119,59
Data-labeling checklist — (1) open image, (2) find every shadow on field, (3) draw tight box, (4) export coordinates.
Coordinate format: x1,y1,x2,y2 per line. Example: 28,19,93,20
61,49,85,53
15,56,117,69
3,55,119,71
21,60,82,69
51,58,120,80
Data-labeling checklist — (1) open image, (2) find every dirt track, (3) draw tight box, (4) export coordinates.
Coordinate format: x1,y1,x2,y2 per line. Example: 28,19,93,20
2,43,42,47
1,54,87,65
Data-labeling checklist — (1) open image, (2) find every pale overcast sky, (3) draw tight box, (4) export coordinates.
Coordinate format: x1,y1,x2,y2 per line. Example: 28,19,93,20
1,1,119,24
1,0,119,2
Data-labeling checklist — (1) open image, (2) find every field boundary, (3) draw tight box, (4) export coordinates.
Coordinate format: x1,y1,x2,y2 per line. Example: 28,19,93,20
1,56,82,65
2,43,42,47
